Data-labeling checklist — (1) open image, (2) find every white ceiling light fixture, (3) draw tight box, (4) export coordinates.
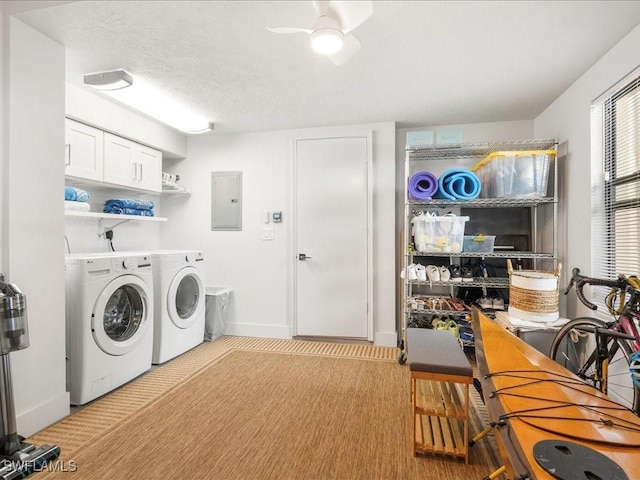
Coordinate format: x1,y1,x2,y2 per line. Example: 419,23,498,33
267,0,372,66
310,16,344,55
83,69,132,91
83,69,213,135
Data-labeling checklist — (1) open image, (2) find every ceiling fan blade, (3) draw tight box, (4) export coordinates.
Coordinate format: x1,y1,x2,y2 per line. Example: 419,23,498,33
312,0,331,16
266,27,312,35
328,33,360,66
329,0,373,33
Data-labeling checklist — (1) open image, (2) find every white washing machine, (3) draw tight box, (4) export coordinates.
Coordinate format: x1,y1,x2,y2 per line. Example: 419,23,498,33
65,252,154,405
150,250,206,364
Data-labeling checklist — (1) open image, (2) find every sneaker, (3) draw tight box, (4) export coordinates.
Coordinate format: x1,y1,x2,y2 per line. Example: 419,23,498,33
435,320,449,331
439,265,451,281
415,264,427,282
462,266,474,282
459,328,474,343
407,264,417,281
426,265,440,282
478,296,492,309
431,316,442,328
492,297,505,310
447,319,459,338
449,264,462,282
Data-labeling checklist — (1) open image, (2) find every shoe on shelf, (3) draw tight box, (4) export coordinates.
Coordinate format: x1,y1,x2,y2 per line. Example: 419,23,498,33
477,296,493,309
447,320,459,338
415,264,427,282
434,320,449,331
426,265,440,282
449,264,462,282
492,297,505,310
406,263,417,281
462,266,474,282
431,316,442,328
439,265,451,281
459,328,474,343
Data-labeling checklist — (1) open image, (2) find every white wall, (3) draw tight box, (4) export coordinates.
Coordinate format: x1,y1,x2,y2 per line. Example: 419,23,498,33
534,23,640,318
4,17,68,436
160,122,397,346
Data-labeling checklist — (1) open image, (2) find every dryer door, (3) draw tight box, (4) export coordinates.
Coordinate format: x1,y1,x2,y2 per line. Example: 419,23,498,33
92,274,151,356
167,266,204,329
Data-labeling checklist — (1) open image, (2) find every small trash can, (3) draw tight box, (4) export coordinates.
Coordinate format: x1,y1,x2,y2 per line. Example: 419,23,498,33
204,286,232,342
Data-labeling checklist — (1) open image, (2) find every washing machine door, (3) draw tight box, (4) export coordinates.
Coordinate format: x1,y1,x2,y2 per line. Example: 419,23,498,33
92,274,151,356
167,266,204,329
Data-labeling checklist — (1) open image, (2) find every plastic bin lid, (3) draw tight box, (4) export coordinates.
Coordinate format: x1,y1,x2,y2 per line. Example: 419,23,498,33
206,286,232,295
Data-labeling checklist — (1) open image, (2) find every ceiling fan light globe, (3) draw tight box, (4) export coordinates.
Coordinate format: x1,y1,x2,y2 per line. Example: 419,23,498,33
311,28,344,55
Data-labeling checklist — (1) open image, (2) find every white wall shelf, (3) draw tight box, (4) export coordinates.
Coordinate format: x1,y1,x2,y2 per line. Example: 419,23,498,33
161,181,190,194
64,210,167,222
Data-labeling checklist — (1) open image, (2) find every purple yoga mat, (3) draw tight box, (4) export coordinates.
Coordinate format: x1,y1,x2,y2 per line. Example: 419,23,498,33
408,171,439,200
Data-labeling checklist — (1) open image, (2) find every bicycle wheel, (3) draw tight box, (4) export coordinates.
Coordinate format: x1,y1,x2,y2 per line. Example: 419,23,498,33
549,317,639,413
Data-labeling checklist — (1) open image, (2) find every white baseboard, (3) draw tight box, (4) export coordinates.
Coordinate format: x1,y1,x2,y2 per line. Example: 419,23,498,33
224,322,292,339
18,390,70,437
374,331,398,347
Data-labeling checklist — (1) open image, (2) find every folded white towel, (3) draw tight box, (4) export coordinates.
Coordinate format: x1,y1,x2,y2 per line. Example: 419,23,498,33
64,201,90,212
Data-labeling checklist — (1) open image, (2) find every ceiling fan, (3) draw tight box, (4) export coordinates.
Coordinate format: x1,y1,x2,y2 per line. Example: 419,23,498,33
266,0,373,66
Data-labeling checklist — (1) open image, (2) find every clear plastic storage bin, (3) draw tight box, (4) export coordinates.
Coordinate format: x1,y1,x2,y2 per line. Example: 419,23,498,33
472,150,555,198
411,214,469,253
462,235,496,253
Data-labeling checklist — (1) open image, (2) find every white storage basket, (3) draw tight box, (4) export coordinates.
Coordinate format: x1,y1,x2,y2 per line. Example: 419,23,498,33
507,260,562,323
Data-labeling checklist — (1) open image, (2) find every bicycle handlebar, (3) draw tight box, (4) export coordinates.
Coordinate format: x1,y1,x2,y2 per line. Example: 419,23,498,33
564,267,629,311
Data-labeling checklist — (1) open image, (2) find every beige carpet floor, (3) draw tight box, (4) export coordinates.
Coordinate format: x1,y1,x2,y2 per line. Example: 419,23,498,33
29,337,500,479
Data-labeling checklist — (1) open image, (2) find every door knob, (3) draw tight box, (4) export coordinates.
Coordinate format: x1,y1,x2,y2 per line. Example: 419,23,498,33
298,253,312,261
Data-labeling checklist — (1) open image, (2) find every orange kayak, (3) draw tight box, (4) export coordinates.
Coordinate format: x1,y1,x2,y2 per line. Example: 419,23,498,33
473,311,640,479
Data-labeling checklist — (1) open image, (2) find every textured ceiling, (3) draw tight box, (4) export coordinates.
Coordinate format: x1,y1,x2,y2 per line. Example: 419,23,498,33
13,1,640,135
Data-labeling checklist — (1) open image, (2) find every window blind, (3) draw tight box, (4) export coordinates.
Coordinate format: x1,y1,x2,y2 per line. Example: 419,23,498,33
591,71,640,316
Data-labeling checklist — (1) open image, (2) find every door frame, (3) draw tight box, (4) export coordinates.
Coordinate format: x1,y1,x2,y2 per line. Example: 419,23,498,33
290,132,373,340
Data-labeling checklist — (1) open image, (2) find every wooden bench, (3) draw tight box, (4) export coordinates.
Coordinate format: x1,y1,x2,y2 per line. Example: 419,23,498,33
407,327,473,463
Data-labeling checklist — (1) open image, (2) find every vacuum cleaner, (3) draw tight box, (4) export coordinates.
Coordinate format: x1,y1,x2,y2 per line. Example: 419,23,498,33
0,275,60,479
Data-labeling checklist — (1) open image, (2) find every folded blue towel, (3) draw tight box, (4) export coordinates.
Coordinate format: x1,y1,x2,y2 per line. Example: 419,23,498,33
437,169,481,200
104,199,155,211
103,206,154,217
65,186,90,202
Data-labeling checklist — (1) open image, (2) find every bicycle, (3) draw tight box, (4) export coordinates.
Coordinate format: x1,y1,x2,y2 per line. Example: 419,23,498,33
548,267,640,413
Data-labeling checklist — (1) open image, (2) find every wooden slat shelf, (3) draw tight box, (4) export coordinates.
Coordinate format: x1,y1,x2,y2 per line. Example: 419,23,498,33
413,379,469,461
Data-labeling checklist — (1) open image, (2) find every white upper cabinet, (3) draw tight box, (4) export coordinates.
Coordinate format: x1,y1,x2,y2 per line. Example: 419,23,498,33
65,119,162,193
65,119,104,182
134,144,162,192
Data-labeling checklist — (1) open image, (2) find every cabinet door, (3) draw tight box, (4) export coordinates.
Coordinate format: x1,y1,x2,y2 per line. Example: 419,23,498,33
65,119,104,181
103,132,136,188
134,145,162,192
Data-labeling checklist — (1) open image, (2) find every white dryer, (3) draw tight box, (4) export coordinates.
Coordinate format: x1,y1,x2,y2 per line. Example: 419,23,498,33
65,252,154,405
150,250,206,364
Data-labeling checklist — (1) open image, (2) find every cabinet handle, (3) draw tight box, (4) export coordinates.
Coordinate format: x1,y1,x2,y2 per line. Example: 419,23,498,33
65,144,71,167
132,162,138,181
138,163,143,181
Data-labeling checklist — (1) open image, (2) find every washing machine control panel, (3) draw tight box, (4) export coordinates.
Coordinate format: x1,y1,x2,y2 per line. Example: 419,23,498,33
122,258,136,270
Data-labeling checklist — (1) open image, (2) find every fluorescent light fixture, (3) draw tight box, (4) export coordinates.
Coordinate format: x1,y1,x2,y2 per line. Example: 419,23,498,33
84,70,133,91
84,69,213,134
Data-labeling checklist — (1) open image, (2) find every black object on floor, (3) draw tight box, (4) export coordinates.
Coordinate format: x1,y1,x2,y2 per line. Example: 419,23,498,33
473,377,485,403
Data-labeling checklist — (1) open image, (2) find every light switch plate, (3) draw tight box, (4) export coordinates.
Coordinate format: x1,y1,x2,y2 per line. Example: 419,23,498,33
262,226,275,240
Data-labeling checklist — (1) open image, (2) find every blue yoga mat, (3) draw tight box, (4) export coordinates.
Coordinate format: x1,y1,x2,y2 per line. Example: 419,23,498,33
437,169,481,200
408,171,439,200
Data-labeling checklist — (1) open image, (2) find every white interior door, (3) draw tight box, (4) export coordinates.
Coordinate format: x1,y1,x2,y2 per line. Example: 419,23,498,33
295,136,370,338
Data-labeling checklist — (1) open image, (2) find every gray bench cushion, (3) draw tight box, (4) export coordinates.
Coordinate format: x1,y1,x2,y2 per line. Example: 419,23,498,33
407,328,472,377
